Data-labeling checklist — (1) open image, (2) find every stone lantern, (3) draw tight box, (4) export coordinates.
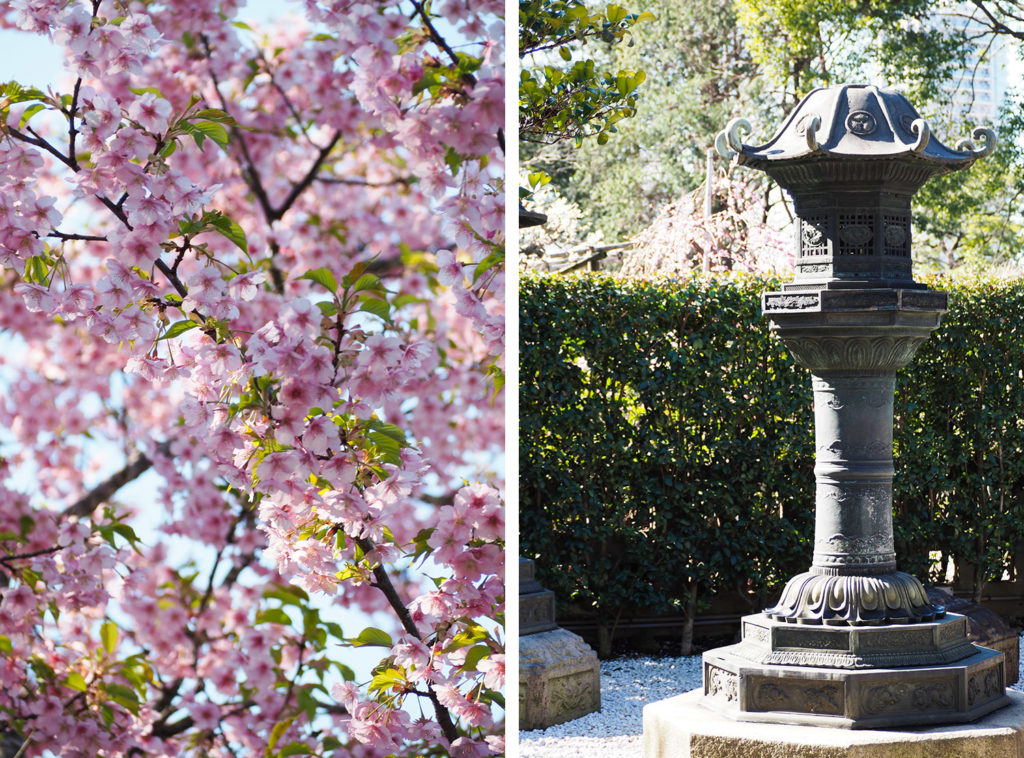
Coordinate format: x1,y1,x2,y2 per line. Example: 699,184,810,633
695,84,1007,728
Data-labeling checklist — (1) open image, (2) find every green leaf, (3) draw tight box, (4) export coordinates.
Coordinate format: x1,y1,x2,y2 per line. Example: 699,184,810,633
256,608,292,626
366,420,407,446
102,682,139,714
461,644,491,672
351,273,382,293
159,319,199,340
265,717,295,755
473,249,505,282
358,297,390,322
368,667,403,694
129,86,165,97
65,671,88,692
316,300,338,316
208,213,248,252
280,741,314,756
100,620,118,654
352,627,393,647
23,255,49,284
19,102,45,128
263,583,310,605
191,120,230,149
194,108,237,125
1,81,45,103
298,267,339,293
0,636,11,654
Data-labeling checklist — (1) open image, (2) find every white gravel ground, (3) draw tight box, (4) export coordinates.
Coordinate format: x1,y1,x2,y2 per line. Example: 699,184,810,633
519,635,1024,758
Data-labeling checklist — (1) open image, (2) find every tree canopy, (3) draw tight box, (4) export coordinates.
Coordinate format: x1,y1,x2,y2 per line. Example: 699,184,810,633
524,0,1024,272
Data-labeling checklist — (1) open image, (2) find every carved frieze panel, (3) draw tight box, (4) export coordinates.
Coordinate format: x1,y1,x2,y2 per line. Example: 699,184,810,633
706,665,738,703
750,678,843,715
548,672,599,718
967,666,1003,707
743,622,770,645
857,628,934,652
861,680,953,715
775,629,850,651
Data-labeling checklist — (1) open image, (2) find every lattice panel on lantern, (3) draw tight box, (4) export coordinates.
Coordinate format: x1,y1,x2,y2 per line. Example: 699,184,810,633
800,215,830,257
838,213,874,256
883,215,910,257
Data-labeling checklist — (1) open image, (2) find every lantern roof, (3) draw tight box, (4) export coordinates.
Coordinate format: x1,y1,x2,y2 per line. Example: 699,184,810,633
716,84,995,172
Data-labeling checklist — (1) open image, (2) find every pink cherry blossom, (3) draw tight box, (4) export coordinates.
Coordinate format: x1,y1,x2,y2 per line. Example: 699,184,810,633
0,0,504,755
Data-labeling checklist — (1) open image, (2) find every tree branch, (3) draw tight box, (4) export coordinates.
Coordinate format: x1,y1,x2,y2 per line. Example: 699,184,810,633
270,131,342,223
409,1,460,66
61,441,172,520
314,176,412,187
355,536,460,745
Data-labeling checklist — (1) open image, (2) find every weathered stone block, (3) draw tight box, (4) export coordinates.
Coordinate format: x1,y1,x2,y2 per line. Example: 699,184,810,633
519,627,601,731
644,689,1024,758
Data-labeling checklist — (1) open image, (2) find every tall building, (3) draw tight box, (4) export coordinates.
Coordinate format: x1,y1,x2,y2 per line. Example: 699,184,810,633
937,5,1016,123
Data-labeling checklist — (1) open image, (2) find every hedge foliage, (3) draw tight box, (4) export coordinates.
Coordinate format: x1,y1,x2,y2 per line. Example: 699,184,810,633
520,273,1024,638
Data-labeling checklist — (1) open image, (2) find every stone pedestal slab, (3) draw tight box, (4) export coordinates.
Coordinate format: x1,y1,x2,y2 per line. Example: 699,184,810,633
644,688,1024,758
519,627,601,731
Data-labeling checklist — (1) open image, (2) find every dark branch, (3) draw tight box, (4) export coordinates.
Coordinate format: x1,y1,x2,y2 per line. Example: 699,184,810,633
355,536,459,744
46,231,107,242
269,131,342,223
314,176,413,187
410,0,460,67
61,441,172,519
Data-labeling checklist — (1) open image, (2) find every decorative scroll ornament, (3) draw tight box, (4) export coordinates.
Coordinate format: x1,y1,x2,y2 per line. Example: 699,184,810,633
910,118,931,154
714,117,752,158
956,126,998,158
802,114,822,153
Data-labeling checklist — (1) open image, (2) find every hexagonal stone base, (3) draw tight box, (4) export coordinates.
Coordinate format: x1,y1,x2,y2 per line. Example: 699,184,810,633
703,643,1008,729
736,612,976,669
644,689,1024,758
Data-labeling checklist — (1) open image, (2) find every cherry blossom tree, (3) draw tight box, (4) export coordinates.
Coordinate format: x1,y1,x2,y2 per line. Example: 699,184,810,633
620,174,789,276
0,1,504,756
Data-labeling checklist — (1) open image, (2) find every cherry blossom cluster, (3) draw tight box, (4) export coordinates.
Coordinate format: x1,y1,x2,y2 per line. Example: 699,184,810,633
0,0,503,756
622,174,790,276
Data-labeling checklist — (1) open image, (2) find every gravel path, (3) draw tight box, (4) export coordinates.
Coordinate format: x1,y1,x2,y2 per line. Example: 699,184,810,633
519,635,1024,758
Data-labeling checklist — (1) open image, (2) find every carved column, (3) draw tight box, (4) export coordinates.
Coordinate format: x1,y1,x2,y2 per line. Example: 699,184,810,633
764,329,941,625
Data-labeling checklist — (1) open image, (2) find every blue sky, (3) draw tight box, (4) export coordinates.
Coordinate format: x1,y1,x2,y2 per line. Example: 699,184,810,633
0,1,299,86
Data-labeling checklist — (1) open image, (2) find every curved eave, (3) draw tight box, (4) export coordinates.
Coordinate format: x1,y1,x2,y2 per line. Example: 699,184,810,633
736,147,978,174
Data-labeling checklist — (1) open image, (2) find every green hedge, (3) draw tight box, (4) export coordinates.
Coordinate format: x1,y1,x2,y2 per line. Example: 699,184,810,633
520,273,1024,645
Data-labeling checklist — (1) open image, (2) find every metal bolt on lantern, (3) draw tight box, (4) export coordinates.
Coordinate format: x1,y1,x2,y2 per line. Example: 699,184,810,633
701,84,1007,729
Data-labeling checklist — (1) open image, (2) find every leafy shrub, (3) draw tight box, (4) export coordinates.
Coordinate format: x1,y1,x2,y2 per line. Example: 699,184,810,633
521,273,1024,647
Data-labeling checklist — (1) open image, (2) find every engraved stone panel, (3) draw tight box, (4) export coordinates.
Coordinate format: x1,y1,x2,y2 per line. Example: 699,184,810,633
968,664,1004,707
858,628,934,652
548,671,598,719
744,622,770,645
706,665,738,703
861,680,954,716
764,294,819,311
776,629,850,651
939,617,968,642
749,678,843,715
